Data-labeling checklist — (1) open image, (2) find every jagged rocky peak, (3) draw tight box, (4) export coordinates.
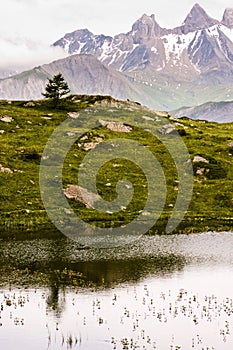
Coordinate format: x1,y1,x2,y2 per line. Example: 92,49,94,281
182,3,219,33
64,28,93,40
222,8,233,28
131,14,163,42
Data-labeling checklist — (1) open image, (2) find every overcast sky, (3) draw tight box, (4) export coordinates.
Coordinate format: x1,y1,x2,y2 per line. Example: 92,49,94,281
1,0,233,72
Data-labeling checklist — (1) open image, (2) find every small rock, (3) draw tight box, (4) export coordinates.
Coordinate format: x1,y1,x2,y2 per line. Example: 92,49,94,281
82,137,104,150
24,101,35,107
64,208,73,215
99,120,132,133
0,164,13,173
196,168,206,175
141,211,151,216
0,115,13,123
228,142,233,147
68,112,80,119
158,124,176,135
65,132,76,137
142,115,154,121
193,156,209,163
41,116,52,120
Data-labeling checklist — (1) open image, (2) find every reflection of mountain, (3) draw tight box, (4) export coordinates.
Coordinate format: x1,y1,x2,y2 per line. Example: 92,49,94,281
0,238,186,288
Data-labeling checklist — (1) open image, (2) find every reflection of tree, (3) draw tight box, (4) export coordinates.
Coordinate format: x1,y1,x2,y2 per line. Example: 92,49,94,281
45,238,69,317
46,280,66,317
0,235,187,316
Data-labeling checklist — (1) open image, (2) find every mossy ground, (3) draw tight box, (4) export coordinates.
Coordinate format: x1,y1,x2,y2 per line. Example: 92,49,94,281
0,95,232,236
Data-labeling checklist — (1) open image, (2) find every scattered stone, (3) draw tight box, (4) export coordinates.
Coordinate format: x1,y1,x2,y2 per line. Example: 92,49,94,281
64,185,101,208
141,211,151,216
24,101,35,107
41,116,52,120
0,164,13,174
65,132,76,137
82,137,104,151
0,130,5,134
158,124,176,135
193,156,209,163
227,142,233,147
67,112,80,119
64,208,73,215
80,135,88,141
125,184,132,189
142,115,154,121
0,115,13,123
99,120,132,133
196,168,206,175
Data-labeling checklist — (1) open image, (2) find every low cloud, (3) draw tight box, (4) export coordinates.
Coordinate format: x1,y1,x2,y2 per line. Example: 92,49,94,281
0,37,67,77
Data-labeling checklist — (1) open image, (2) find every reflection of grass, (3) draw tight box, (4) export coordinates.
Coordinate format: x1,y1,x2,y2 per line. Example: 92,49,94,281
0,95,232,234
0,250,186,289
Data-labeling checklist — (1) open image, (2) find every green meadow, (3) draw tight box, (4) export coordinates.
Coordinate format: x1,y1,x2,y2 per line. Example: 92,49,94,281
0,95,232,238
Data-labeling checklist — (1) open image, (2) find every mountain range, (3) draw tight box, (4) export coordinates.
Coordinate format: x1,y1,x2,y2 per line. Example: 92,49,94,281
1,3,233,122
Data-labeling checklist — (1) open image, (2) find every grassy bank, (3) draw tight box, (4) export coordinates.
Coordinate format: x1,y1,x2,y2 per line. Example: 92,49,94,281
0,95,232,236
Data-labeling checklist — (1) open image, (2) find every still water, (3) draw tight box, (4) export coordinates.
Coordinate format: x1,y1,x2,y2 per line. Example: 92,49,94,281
0,231,233,349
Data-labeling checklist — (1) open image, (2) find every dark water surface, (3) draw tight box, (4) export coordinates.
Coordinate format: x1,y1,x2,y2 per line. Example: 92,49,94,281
0,231,233,349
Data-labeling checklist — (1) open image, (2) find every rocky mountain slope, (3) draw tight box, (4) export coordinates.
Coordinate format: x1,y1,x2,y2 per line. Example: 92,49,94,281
1,3,233,121
0,54,150,103
172,100,233,123
53,3,233,83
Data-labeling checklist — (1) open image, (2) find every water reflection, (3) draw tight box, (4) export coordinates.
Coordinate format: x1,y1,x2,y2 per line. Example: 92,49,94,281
0,236,187,289
0,232,233,349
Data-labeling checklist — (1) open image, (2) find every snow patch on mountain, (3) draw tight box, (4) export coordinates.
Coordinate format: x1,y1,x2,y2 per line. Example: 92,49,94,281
219,24,233,42
162,32,195,64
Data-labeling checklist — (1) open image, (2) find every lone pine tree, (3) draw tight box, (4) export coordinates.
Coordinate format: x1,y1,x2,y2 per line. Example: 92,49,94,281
42,73,70,107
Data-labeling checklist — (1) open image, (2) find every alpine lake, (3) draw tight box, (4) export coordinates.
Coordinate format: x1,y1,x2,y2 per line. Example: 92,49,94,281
0,231,233,350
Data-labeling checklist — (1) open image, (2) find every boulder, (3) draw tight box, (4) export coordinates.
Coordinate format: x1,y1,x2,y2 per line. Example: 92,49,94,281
64,185,101,208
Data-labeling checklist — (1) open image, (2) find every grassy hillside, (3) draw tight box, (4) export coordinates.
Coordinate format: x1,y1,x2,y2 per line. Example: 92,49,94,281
0,95,232,237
